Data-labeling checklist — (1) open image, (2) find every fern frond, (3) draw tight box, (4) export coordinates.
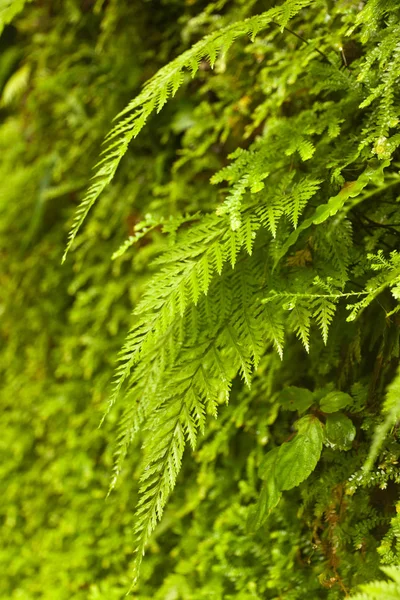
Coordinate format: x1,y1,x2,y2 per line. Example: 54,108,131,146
288,298,311,352
262,280,369,350
285,135,315,162
108,397,144,495
256,195,284,239
231,263,265,368
315,217,353,285
364,366,400,472
275,161,392,266
283,177,322,229
129,331,234,587
106,209,266,418
347,251,400,322
264,300,285,359
226,324,253,386
63,0,313,260
130,399,186,589
349,0,399,42
349,565,400,600
111,215,162,260
313,294,337,345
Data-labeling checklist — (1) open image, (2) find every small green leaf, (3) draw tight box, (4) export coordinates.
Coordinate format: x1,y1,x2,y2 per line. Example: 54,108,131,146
325,413,356,450
249,446,281,531
320,391,353,413
275,415,324,490
278,386,314,413
259,445,280,480
242,415,324,532
251,181,265,193
247,476,281,532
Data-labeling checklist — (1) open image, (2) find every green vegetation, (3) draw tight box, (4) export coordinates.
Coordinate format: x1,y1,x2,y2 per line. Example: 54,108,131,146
2,0,400,598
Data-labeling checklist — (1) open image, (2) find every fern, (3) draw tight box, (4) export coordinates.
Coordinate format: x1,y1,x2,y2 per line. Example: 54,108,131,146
128,328,235,585
5,0,400,596
347,251,400,322
131,399,186,589
349,566,400,599
62,0,313,261
275,161,393,267
364,366,400,472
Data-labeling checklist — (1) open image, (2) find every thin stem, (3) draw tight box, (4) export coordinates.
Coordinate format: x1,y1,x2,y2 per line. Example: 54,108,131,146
271,21,333,65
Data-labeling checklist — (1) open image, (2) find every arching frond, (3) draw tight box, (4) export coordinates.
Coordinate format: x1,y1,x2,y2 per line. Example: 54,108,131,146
62,0,313,261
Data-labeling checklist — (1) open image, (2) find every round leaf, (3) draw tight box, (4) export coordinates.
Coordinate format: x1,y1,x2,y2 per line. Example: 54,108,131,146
325,413,356,450
320,391,353,413
278,386,314,413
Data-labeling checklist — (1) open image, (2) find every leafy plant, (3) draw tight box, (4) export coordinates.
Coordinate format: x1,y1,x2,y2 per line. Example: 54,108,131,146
2,0,400,597
349,566,400,599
